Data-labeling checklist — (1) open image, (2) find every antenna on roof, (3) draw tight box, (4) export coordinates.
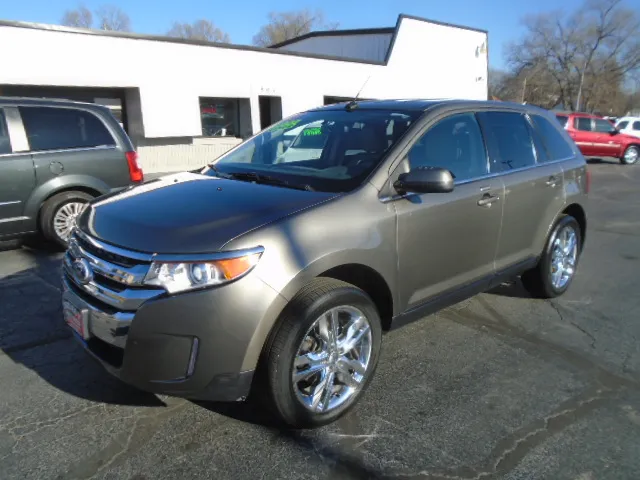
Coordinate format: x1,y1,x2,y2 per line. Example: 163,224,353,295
345,75,371,111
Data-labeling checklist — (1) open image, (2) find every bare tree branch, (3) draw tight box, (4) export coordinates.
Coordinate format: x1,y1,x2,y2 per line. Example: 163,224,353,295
95,4,131,32
252,9,339,47
167,19,230,43
61,5,93,28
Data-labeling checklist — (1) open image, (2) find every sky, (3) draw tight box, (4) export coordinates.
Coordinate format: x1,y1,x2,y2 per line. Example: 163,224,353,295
2,0,639,69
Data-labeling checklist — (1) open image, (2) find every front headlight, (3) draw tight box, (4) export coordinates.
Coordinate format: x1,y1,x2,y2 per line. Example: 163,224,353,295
144,251,262,293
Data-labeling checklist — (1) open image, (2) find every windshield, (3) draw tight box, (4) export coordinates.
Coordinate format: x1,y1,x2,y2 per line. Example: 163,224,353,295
205,108,421,193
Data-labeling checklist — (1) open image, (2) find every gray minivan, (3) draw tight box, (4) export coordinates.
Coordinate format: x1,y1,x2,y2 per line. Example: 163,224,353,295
0,97,142,247
60,99,588,428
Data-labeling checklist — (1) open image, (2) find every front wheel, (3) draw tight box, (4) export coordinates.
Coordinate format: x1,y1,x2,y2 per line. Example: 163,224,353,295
620,145,639,165
263,278,382,428
40,191,94,249
521,214,582,298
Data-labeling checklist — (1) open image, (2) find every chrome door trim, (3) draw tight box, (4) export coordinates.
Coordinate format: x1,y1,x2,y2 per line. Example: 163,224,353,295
3,107,29,152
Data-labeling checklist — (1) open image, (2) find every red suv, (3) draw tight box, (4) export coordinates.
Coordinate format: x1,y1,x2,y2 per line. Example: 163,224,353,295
556,112,639,165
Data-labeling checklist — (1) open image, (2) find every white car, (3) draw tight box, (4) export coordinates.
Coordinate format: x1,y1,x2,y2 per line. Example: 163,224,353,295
615,117,640,139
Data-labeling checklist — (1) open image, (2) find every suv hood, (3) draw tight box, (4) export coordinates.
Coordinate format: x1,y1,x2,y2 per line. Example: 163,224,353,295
77,172,336,254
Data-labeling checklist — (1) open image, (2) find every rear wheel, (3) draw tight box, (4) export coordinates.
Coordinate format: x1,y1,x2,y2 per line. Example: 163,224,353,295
40,191,94,249
521,215,582,298
620,145,639,165
262,278,382,428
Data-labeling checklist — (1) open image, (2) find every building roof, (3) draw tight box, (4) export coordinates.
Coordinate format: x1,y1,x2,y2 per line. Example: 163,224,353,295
268,27,396,49
0,14,487,67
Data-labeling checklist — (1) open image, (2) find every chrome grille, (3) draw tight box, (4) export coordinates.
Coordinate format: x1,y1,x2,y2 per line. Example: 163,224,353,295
64,231,164,312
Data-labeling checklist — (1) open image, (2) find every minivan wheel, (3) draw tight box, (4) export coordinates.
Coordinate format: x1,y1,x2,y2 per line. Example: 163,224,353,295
263,278,382,428
40,191,94,248
621,145,639,165
521,215,582,299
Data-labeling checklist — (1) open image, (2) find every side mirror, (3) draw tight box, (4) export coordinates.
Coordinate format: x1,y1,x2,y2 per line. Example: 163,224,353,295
394,166,454,194
609,128,619,135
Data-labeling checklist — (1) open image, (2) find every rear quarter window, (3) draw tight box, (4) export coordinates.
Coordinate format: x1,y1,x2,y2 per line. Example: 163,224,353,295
530,115,575,161
19,107,116,152
633,121,640,131
556,115,569,127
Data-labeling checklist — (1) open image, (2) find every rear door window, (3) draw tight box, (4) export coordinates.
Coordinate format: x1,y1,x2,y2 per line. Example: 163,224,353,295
19,107,116,152
0,110,11,154
575,117,592,131
530,114,575,161
477,111,536,173
633,121,640,131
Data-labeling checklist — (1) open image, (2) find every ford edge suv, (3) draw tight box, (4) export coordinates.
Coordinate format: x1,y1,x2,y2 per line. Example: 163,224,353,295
61,99,588,428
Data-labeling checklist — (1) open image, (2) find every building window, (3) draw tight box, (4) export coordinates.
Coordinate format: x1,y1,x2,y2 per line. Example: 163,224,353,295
199,97,241,137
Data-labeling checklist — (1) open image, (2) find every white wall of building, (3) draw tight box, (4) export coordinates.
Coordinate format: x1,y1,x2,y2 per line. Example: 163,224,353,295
0,15,488,172
275,32,394,63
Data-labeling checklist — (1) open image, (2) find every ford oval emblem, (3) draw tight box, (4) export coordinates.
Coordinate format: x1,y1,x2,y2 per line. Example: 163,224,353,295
71,258,93,285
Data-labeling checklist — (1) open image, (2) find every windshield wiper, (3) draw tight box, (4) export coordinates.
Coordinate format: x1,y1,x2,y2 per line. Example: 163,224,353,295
225,172,314,191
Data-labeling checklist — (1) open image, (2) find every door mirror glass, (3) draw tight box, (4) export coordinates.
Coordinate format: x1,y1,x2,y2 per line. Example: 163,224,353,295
394,166,454,194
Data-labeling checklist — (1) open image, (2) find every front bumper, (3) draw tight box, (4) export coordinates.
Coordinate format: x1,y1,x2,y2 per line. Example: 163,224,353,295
61,243,286,402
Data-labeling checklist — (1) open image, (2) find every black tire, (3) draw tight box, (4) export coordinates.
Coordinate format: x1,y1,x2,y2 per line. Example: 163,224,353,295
521,214,582,299
262,277,382,429
39,191,94,249
620,145,639,165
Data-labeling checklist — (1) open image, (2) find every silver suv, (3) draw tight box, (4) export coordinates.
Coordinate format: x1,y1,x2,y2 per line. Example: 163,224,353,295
60,99,588,428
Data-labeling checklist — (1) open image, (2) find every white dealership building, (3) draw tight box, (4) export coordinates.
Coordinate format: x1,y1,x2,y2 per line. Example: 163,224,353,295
0,14,488,173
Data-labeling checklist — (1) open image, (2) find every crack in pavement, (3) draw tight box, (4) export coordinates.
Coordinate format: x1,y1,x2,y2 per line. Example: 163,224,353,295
548,301,597,350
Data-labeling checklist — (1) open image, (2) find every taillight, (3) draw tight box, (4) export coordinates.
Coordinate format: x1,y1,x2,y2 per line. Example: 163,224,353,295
125,151,144,182
585,168,591,194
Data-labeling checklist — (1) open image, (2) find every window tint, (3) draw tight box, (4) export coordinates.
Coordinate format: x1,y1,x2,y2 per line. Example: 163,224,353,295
477,112,536,173
407,113,487,181
633,121,640,131
617,121,629,130
594,119,613,132
19,107,115,152
575,117,592,131
0,110,11,154
556,115,569,127
530,114,574,161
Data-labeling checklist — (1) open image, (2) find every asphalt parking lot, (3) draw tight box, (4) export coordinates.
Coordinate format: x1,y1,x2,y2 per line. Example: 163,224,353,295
1,159,639,480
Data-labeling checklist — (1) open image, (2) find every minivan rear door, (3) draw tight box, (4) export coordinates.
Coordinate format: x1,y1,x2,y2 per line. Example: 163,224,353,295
0,107,35,237
18,106,131,193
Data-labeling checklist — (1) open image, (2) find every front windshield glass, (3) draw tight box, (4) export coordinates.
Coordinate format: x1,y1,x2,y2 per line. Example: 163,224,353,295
206,108,421,193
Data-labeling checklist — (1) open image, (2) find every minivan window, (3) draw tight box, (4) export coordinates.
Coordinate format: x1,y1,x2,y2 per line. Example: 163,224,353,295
530,114,574,161
19,107,116,152
210,109,421,193
407,113,487,181
477,112,536,173
0,110,11,154
575,117,592,131
633,121,640,131
594,119,613,132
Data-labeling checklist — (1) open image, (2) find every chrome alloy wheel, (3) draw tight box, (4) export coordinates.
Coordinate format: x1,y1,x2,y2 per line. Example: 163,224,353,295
53,202,87,242
292,306,373,413
550,224,578,290
624,146,639,164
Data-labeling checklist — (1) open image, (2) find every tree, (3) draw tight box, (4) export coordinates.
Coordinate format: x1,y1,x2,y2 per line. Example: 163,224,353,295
167,20,230,43
96,5,131,32
506,0,640,112
60,4,131,32
252,9,339,47
61,5,92,28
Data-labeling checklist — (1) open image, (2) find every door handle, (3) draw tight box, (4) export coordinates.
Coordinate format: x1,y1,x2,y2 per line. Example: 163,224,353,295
545,176,559,187
477,193,500,207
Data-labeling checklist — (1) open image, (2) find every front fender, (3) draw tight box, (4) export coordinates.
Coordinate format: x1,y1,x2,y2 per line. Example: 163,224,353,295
24,175,112,222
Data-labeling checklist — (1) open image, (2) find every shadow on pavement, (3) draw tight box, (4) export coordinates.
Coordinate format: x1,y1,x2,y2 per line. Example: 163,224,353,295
0,243,165,408
487,278,532,298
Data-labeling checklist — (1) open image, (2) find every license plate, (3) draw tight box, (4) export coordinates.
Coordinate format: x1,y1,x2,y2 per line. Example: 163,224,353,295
63,300,89,340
